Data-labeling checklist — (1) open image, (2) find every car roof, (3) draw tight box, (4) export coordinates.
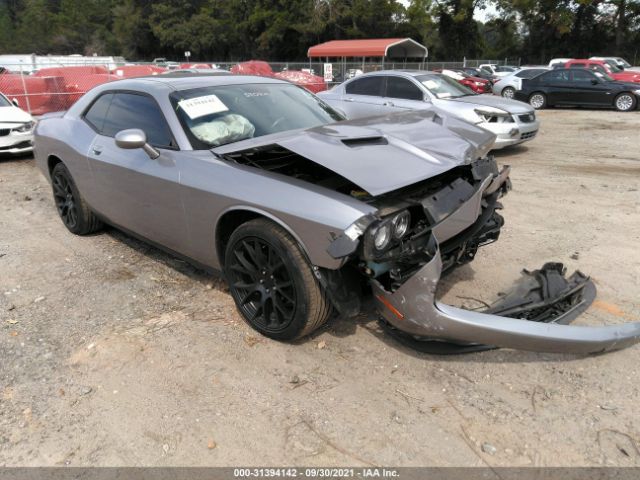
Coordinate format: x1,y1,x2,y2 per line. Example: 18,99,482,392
353,70,436,78
93,74,288,94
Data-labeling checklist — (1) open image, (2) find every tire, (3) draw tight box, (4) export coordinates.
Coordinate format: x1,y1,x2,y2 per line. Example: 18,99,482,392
529,92,547,109
614,92,636,112
51,163,103,235
501,87,516,99
224,218,331,340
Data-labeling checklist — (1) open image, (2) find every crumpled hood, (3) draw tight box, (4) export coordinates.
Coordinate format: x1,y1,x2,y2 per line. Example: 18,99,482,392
442,94,533,114
213,109,496,196
0,105,33,126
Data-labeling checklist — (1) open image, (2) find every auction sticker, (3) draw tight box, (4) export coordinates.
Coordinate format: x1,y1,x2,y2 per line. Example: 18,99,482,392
179,94,229,119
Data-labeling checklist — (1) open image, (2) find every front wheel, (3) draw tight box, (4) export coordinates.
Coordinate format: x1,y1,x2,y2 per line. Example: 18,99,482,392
529,92,547,109
51,163,103,235
501,87,516,99
614,93,636,112
224,219,331,340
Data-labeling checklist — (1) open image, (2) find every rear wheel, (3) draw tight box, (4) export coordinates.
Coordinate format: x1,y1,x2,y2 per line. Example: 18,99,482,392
51,163,102,235
529,92,547,109
501,87,516,99
224,219,331,340
614,92,636,112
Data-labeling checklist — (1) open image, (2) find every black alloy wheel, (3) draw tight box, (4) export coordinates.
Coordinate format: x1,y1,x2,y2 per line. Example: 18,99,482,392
228,237,297,334
50,162,102,235
224,219,331,340
52,167,79,230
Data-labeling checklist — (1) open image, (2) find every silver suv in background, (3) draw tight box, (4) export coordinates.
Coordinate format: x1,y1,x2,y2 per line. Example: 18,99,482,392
318,70,540,150
492,67,550,98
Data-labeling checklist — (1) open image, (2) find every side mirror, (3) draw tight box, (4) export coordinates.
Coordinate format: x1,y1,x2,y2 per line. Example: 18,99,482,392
115,129,160,159
11,98,19,107
591,79,599,85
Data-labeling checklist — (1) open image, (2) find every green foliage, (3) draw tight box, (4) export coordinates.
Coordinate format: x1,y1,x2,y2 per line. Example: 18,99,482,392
0,0,639,63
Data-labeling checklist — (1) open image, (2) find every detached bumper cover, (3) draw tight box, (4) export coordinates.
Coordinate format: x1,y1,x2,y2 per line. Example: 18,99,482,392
372,242,640,354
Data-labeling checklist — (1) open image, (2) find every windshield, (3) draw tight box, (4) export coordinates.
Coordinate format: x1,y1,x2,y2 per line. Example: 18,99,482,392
593,70,614,82
171,83,344,149
0,94,11,107
604,60,622,72
416,74,475,99
617,58,632,68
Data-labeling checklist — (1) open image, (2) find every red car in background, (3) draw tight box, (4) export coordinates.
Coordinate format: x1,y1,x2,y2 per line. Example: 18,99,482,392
434,69,491,93
564,59,640,83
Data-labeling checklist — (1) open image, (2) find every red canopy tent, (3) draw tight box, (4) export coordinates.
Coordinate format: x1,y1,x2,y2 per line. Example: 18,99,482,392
307,38,428,59
307,38,428,80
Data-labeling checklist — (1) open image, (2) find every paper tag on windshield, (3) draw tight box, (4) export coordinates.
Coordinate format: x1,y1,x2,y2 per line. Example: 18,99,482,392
178,95,228,119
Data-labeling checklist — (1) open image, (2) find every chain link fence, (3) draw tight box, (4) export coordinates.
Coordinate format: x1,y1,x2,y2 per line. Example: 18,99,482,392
0,58,518,116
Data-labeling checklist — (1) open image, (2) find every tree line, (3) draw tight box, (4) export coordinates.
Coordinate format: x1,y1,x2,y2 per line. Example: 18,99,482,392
0,0,638,64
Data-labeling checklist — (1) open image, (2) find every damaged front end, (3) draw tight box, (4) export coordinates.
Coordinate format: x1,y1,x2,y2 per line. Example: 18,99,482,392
328,156,640,355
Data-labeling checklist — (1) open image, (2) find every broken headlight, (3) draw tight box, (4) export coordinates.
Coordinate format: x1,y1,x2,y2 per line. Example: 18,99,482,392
474,107,513,124
369,210,412,253
392,211,411,239
374,223,392,250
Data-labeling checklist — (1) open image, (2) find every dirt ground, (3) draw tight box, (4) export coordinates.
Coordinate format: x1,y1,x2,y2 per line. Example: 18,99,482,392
1,109,639,467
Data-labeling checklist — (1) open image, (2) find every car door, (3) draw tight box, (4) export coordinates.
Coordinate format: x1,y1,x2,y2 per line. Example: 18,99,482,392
339,76,386,118
380,75,427,113
569,69,612,105
83,91,189,253
539,70,572,104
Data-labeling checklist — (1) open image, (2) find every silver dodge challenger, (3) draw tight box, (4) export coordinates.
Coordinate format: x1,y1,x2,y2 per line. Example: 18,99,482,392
34,74,640,354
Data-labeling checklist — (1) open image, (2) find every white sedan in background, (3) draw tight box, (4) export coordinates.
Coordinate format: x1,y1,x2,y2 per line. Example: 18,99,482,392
0,93,35,155
318,70,540,150
492,67,550,98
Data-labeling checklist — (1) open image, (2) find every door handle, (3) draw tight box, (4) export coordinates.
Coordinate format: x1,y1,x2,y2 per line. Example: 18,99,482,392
92,145,103,156
383,101,395,107
344,97,355,102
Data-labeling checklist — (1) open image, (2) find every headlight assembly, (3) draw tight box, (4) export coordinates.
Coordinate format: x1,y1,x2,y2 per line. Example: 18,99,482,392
367,210,412,254
474,107,513,123
392,211,411,239
14,121,34,133
373,222,392,250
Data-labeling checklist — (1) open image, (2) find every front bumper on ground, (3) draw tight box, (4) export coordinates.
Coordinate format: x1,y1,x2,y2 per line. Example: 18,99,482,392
488,115,539,149
372,238,640,355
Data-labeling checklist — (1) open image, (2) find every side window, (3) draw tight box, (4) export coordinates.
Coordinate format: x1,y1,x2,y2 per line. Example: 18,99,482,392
516,69,545,79
385,77,424,100
542,70,570,82
571,70,595,82
571,63,586,68
345,77,384,96
101,93,175,148
84,93,113,133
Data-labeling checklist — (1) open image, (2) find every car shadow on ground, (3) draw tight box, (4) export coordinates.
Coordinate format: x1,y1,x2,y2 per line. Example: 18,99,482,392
106,227,224,288
492,144,529,157
0,152,33,163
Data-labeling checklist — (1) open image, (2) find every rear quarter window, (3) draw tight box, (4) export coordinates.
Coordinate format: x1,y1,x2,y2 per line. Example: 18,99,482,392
83,93,114,133
345,77,384,96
